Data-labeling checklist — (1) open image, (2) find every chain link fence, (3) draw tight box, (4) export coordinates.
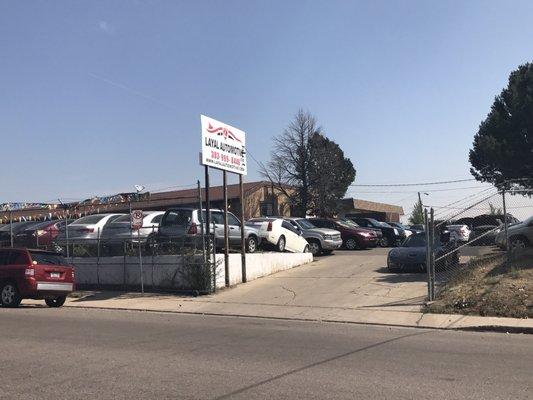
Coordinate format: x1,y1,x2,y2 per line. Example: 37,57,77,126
0,215,222,293
425,187,533,301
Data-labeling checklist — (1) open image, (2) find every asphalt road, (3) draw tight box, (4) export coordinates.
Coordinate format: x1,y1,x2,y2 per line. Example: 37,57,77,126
0,308,531,400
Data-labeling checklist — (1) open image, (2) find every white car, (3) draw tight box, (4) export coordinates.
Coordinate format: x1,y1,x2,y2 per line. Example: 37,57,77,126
246,218,310,253
446,224,471,243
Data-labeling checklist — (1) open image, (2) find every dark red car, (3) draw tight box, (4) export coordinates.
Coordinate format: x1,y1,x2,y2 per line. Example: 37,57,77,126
0,248,74,308
14,220,69,249
309,218,379,250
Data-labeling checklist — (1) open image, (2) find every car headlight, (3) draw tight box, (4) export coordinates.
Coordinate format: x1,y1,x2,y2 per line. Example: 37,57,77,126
393,228,399,235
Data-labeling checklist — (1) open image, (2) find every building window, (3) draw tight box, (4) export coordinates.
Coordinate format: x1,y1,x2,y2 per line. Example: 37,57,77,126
260,201,274,216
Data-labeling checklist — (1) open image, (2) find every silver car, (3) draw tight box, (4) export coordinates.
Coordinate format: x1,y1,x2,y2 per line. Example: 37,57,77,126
158,208,261,253
100,211,164,244
285,217,342,256
55,213,125,243
495,215,533,249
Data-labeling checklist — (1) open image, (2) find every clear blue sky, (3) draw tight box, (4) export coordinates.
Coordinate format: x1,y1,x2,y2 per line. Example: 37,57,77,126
1,0,532,215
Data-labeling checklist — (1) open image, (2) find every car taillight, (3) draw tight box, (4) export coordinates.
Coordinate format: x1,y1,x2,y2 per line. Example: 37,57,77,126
25,268,35,276
267,221,273,231
188,223,198,235
71,269,75,280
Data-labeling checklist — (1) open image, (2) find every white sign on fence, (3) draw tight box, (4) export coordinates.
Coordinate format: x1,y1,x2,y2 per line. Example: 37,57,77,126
201,115,247,175
131,209,143,230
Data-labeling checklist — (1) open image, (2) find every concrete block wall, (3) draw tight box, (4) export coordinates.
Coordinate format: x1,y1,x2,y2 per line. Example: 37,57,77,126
72,252,313,291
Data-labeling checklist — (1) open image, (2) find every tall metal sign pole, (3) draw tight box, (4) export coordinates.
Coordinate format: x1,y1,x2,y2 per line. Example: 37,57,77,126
223,171,230,286
200,115,247,288
239,174,247,283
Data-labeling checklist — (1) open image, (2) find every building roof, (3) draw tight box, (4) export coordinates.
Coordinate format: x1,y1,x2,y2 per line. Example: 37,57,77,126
0,180,277,222
341,198,404,215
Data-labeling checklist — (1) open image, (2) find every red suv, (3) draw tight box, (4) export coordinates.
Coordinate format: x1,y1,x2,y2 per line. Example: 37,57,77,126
0,249,74,308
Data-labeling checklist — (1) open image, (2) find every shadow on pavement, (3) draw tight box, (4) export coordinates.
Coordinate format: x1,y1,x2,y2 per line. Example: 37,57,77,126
68,291,184,303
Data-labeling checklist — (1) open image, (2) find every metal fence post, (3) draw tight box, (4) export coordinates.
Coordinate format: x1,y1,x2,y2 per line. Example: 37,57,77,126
123,240,127,291
429,208,436,300
138,229,144,294
9,210,13,248
502,189,510,255
424,208,432,301
96,227,101,288
197,180,206,263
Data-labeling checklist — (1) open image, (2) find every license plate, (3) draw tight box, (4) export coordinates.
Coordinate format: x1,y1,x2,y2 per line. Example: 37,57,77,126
50,272,60,279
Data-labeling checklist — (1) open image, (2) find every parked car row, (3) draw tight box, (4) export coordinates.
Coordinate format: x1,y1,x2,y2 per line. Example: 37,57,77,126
7,208,503,258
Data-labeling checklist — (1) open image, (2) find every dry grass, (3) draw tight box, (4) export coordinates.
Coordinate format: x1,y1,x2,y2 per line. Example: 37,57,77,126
426,249,533,319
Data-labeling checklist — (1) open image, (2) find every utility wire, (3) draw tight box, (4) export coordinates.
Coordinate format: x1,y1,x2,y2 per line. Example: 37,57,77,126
350,178,475,187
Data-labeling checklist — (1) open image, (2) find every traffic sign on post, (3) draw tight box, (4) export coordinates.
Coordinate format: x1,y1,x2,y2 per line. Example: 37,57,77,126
131,210,143,230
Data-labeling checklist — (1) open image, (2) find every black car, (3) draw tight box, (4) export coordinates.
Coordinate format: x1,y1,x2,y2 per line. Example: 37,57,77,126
0,221,43,247
347,217,406,247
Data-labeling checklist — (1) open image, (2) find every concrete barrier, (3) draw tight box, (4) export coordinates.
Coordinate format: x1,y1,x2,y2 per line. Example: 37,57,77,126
72,252,313,291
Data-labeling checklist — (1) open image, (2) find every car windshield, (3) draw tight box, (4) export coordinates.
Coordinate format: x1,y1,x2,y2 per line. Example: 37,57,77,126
162,210,192,226
338,219,357,227
22,221,52,231
29,251,66,265
402,234,427,247
295,219,316,229
337,220,355,228
377,221,392,228
71,215,107,225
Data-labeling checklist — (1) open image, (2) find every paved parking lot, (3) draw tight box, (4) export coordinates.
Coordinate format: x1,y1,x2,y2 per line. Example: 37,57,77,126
194,247,428,313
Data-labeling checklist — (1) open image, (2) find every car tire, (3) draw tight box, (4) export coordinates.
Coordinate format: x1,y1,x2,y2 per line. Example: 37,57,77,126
387,263,400,273
308,240,322,256
0,282,22,308
276,236,286,252
510,236,528,250
345,237,358,250
246,236,258,253
303,244,310,253
45,296,66,308
379,236,389,247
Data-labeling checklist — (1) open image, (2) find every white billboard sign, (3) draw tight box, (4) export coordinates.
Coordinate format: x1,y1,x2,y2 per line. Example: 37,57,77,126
201,115,247,175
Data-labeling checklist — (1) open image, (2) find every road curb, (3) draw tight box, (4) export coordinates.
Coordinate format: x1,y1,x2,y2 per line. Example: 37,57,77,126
63,304,532,334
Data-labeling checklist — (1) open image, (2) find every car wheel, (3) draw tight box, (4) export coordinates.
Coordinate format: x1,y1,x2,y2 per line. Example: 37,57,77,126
246,236,258,253
387,262,400,273
379,236,389,247
1,282,22,308
345,237,358,250
308,240,321,256
45,296,66,308
276,236,286,252
417,263,427,273
510,236,528,250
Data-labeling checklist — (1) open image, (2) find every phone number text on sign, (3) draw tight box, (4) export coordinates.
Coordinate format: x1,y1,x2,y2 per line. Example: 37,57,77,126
201,115,247,175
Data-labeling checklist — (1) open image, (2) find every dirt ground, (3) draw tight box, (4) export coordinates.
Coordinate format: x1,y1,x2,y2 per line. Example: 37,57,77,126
427,249,533,318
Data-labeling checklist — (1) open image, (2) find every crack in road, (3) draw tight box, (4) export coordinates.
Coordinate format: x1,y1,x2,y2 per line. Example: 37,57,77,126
280,285,297,305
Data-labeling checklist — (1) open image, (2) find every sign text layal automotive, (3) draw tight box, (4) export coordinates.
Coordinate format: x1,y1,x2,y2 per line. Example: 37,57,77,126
201,115,247,175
